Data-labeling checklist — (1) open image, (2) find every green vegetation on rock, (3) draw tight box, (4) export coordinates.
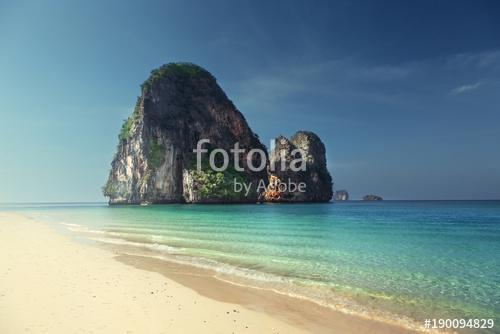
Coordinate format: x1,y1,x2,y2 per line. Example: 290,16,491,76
119,98,141,141
102,179,118,197
141,62,214,92
147,138,165,169
188,156,248,200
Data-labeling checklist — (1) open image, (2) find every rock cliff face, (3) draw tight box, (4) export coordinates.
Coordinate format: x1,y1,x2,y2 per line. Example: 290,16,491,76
104,63,333,204
103,63,266,204
264,132,333,202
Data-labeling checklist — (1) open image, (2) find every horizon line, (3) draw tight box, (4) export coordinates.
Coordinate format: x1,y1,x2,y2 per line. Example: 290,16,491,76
1,199,499,205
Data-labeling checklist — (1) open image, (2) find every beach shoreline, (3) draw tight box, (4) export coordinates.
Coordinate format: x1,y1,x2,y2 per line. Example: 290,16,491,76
0,211,423,333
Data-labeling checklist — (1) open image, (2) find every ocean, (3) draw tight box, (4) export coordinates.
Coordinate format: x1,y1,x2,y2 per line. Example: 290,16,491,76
4,201,499,331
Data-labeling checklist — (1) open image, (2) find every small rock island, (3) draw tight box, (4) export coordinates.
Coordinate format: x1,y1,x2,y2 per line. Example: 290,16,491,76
103,63,333,204
334,190,349,201
363,194,383,201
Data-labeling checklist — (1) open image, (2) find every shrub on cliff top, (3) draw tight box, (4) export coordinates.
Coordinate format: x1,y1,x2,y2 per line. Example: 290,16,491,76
140,62,215,92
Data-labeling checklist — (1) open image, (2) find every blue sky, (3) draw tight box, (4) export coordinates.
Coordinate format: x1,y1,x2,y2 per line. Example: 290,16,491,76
1,0,499,201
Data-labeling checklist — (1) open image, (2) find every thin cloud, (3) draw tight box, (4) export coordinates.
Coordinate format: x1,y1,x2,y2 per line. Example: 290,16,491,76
233,58,414,108
232,49,498,114
450,82,482,95
447,50,500,69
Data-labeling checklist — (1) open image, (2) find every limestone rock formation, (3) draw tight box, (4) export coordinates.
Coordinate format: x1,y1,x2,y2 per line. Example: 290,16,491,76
264,131,333,202
104,62,333,204
103,63,266,204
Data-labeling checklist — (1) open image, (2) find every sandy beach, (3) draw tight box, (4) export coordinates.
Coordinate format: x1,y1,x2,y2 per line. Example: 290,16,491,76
0,212,419,334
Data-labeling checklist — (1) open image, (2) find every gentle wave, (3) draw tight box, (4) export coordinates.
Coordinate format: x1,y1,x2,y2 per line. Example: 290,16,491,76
89,236,181,254
60,222,83,228
85,232,429,332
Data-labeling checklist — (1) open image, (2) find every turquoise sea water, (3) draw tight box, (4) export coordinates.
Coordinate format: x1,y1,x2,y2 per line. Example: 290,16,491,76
4,201,499,331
